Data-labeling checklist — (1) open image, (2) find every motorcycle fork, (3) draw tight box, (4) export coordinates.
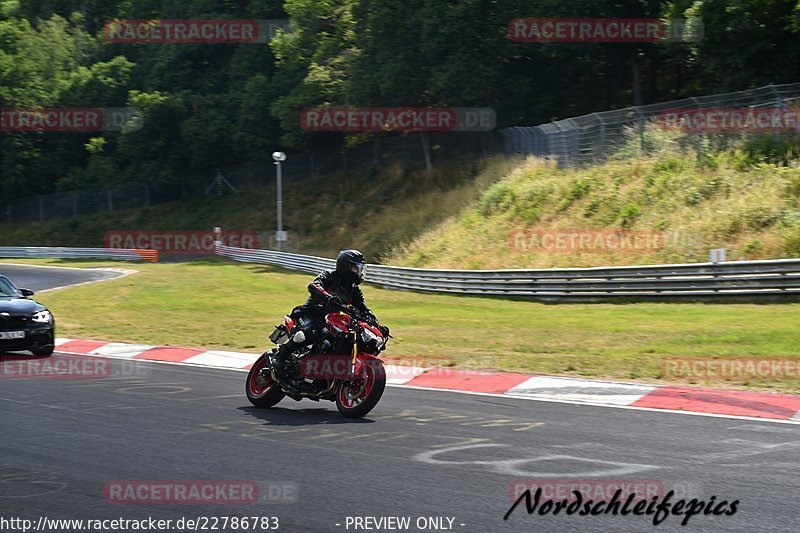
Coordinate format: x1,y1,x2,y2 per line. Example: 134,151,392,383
350,330,358,376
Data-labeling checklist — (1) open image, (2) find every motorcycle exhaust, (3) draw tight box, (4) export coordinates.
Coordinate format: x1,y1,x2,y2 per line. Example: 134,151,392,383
272,367,336,401
268,348,339,401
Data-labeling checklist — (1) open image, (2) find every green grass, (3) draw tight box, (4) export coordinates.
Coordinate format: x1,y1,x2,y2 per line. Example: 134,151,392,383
10,258,800,393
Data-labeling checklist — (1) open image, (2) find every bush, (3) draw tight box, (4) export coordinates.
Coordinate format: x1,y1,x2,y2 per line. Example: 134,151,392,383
618,202,642,228
744,134,800,166
477,182,516,216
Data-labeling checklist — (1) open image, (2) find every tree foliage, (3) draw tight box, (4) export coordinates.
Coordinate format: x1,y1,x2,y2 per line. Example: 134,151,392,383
1,0,799,200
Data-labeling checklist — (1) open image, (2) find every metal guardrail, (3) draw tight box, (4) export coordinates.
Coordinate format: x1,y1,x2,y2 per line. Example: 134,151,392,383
0,246,159,262
215,245,800,301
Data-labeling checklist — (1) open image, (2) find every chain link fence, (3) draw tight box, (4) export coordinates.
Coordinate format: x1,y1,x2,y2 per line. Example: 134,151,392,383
501,82,800,167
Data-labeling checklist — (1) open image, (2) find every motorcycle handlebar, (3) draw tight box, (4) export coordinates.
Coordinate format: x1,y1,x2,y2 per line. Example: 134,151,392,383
329,299,361,319
328,298,381,328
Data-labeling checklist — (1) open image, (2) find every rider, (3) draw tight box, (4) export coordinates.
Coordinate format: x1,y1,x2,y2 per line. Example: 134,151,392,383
272,249,389,368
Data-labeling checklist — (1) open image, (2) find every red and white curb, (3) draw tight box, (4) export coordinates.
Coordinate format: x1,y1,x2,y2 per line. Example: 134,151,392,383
49,338,800,423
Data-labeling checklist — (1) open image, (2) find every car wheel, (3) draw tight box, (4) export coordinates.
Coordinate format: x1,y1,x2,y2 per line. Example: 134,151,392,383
31,347,54,357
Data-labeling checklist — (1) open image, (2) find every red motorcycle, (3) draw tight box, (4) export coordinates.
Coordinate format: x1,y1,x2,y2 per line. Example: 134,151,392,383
246,304,389,418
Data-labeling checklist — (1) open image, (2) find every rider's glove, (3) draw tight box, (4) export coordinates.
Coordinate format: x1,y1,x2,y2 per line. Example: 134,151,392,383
378,324,391,338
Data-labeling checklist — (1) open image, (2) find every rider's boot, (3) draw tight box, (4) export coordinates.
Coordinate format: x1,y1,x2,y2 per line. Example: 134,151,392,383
271,343,294,371
271,329,310,371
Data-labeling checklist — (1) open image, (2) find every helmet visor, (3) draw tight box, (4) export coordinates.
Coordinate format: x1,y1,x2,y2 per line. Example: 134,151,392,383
350,262,366,280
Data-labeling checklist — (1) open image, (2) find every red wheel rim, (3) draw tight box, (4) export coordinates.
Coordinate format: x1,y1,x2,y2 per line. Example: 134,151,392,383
248,357,275,398
338,362,376,409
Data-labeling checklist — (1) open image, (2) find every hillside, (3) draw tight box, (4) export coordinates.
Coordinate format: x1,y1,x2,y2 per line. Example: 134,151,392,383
387,136,800,268
0,158,515,261
4,133,800,269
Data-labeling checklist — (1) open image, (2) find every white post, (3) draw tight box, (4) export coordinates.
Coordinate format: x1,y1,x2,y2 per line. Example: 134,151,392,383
213,226,222,250
272,152,287,252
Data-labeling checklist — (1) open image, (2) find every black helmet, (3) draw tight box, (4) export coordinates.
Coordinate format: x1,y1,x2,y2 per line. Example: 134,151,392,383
336,249,366,285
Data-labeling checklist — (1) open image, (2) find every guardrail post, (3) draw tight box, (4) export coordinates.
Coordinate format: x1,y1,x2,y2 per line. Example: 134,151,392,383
634,108,645,156
709,248,726,263
592,113,605,163
107,189,114,211
688,97,705,157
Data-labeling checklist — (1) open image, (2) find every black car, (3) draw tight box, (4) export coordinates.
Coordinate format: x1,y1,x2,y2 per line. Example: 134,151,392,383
0,275,55,356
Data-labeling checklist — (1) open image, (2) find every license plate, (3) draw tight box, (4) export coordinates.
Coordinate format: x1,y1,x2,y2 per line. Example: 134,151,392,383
0,331,25,340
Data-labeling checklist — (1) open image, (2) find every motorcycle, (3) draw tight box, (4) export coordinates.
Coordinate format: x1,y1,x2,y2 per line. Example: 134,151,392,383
245,303,390,418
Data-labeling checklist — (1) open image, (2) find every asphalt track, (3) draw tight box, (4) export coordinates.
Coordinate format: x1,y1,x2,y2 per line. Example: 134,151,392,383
0,263,124,292
2,265,799,533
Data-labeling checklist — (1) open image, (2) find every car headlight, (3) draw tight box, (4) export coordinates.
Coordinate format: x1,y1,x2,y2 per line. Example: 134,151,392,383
32,310,53,324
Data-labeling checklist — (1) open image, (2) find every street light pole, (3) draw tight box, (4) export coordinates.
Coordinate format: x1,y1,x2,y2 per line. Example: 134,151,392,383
275,161,282,252
272,152,287,252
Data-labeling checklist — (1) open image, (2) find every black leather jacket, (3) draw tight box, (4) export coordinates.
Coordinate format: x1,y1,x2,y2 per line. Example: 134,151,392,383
304,270,374,320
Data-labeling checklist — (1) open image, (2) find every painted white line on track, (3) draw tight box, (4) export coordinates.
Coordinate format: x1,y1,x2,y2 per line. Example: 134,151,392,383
90,342,156,358
508,375,657,405
182,350,259,368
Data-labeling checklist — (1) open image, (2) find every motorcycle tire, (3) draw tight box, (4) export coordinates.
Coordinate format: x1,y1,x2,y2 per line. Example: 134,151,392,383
245,351,286,408
335,360,386,418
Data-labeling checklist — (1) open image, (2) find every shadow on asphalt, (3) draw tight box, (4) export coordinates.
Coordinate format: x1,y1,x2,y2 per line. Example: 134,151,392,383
0,352,49,361
237,405,377,426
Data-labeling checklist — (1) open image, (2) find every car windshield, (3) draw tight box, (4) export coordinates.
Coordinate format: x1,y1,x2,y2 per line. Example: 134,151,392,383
0,277,20,297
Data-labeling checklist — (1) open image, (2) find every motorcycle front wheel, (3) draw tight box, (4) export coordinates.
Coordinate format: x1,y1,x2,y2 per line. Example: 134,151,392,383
335,360,386,418
245,351,286,408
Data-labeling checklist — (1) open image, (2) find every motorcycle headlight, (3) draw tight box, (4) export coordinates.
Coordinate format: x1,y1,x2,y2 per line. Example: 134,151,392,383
361,327,383,347
32,310,53,324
